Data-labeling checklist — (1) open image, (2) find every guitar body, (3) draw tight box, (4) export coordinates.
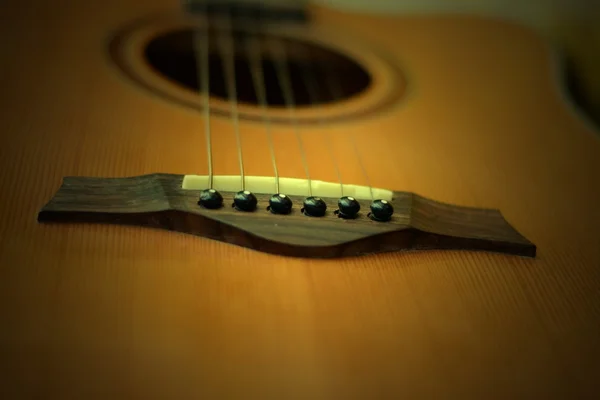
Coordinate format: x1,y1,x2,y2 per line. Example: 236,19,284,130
1,0,599,398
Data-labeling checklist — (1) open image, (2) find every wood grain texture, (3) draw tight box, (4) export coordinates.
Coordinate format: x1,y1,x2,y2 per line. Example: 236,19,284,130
38,173,536,258
1,0,599,399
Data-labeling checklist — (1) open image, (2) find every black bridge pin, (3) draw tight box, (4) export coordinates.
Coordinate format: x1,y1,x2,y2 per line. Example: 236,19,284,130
302,196,327,217
368,199,394,222
334,196,361,219
267,193,293,215
233,190,258,212
198,188,224,209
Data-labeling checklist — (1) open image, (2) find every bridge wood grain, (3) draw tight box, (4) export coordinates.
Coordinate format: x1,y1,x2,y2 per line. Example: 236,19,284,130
38,174,536,258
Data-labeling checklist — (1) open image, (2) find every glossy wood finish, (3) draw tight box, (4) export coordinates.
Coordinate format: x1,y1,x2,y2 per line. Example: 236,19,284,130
38,174,536,258
1,0,599,398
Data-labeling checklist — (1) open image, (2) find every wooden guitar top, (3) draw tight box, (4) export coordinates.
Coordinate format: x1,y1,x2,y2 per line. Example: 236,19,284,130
0,0,599,398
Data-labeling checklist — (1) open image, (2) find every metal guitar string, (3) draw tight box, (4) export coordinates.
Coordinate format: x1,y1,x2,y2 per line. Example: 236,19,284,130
192,8,214,189
268,36,313,196
193,4,366,200
296,46,344,197
243,18,281,194
215,8,246,191
322,63,375,201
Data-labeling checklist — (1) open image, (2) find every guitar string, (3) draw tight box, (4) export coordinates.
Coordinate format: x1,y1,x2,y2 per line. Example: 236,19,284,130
322,63,375,201
194,5,369,200
193,10,214,189
268,36,313,196
243,20,281,194
215,9,246,191
296,47,344,197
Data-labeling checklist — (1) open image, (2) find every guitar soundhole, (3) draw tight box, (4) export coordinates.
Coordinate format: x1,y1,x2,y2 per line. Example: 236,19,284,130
143,29,371,108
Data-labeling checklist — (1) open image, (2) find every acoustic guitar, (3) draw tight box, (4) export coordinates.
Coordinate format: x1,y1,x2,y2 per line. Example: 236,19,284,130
1,0,599,398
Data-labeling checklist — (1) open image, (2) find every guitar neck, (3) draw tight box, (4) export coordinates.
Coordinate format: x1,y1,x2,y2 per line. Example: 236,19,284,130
183,0,310,22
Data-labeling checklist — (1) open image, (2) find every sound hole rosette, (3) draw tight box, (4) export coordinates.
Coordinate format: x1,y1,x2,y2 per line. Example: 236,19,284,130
107,12,408,125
